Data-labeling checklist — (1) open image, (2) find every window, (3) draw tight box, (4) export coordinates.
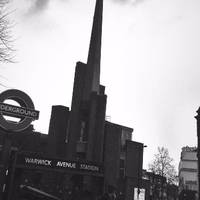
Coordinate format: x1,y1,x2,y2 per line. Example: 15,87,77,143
79,121,86,142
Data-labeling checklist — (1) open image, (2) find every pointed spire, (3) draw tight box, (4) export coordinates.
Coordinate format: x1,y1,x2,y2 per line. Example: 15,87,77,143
83,0,103,100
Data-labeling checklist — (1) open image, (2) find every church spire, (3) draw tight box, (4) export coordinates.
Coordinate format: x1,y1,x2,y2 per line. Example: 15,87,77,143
83,0,103,100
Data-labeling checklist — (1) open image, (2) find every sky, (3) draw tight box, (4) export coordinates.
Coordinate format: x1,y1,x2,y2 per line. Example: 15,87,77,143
1,0,200,170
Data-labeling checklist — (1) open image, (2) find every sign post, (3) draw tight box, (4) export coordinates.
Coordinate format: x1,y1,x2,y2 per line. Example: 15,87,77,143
0,89,39,200
0,132,12,200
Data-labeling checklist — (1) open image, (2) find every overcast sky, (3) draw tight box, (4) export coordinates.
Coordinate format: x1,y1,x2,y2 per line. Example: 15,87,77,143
1,0,200,169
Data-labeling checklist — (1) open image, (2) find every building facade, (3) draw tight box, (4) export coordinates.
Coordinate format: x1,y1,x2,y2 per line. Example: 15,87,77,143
178,146,198,199
143,171,178,200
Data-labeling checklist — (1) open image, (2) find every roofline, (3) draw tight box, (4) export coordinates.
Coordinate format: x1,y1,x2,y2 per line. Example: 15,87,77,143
105,121,133,132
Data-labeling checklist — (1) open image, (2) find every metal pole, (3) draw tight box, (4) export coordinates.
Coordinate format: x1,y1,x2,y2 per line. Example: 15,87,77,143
6,150,18,200
0,132,12,200
195,108,200,200
137,146,140,200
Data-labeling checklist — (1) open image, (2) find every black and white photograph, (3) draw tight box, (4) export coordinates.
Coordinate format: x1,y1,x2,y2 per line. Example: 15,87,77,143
0,0,200,199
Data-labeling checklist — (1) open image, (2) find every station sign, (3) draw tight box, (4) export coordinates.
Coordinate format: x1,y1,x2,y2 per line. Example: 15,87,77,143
0,89,39,132
0,103,39,120
16,152,103,175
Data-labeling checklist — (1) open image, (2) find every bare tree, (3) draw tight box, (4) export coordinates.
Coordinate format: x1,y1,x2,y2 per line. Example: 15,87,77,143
148,147,177,184
0,0,14,63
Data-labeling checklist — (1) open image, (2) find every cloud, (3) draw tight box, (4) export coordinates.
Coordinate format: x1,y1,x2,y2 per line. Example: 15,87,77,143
28,0,50,14
111,0,146,6
132,0,145,6
25,0,68,15
34,0,49,11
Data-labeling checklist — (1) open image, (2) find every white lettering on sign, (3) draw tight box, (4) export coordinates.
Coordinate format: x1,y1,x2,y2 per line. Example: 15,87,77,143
80,164,99,171
0,104,38,118
25,158,52,166
19,155,102,173
56,161,76,168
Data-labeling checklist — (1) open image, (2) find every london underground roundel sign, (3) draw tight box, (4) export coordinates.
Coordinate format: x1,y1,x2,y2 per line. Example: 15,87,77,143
0,89,39,132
